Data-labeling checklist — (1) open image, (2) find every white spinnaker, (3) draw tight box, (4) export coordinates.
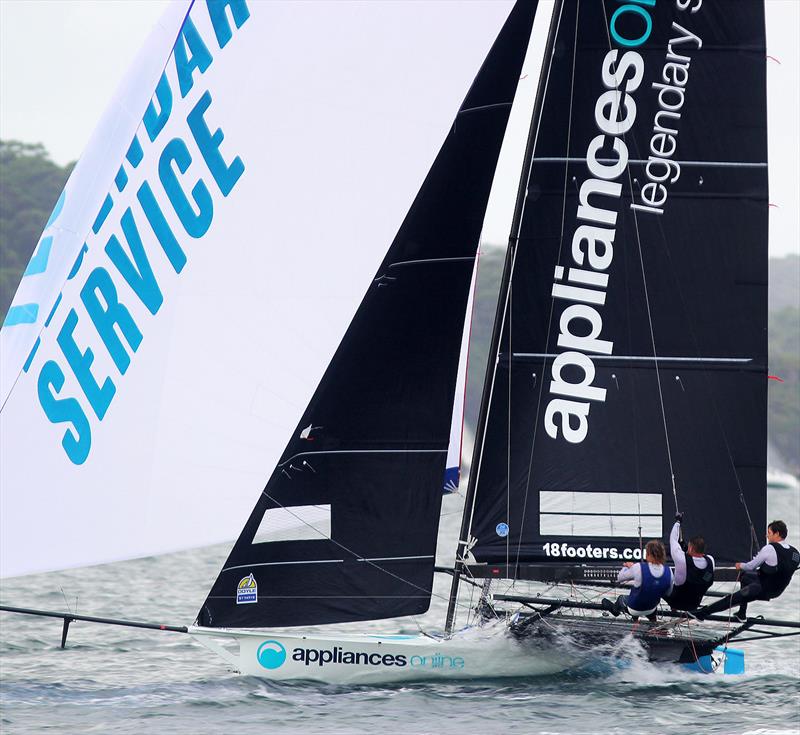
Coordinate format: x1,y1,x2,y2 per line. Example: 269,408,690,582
0,0,191,407
0,1,515,578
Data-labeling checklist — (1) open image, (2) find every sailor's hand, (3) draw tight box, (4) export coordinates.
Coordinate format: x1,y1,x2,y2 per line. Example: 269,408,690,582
675,512,684,522
623,561,634,568
735,562,742,570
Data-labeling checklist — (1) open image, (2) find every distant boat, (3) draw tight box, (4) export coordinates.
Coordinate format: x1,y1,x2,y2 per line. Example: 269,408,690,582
767,469,800,491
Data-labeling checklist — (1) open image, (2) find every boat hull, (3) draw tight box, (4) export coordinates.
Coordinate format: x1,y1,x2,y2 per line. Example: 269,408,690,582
190,611,739,683
509,613,736,667
190,625,572,684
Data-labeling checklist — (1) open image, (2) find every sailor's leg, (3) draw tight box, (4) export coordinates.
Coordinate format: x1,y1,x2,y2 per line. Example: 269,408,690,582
734,573,760,618
626,603,657,620
601,594,640,618
697,590,741,617
698,579,762,618
739,571,760,587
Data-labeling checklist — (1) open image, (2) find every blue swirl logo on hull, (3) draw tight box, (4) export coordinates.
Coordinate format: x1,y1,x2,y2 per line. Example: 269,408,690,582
257,640,287,670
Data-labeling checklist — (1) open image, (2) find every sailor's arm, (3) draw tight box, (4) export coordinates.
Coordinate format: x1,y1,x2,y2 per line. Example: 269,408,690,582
670,520,687,585
736,544,777,572
617,562,640,586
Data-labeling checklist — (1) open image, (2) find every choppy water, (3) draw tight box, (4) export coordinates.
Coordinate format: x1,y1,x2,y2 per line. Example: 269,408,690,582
2,488,798,735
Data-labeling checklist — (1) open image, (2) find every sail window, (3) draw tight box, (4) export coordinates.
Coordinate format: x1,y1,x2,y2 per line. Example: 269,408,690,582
252,505,331,544
538,491,661,538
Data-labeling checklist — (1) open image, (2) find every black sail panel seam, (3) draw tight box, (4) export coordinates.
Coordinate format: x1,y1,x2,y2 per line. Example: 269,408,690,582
532,156,767,168
458,102,513,116
276,448,446,468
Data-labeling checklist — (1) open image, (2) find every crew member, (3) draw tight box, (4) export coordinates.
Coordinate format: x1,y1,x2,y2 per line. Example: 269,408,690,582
696,520,799,621
601,540,673,621
662,512,714,611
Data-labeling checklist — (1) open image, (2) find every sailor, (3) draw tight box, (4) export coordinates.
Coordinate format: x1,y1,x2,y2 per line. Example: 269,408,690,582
601,540,673,621
662,512,714,611
696,520,800,621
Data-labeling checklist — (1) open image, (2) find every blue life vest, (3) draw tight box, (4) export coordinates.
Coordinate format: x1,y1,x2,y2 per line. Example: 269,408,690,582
627,563,672,613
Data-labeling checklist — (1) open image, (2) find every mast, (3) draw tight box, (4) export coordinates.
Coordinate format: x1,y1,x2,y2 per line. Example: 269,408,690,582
445,0,562,635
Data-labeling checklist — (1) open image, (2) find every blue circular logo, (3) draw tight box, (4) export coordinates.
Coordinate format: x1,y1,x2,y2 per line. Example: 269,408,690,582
257,640,287,669
496,522,509,538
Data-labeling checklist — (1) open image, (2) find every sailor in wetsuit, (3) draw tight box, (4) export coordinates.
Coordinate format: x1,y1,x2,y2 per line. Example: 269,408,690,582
601,540,673,621
696,520,800,621
662,513,714,612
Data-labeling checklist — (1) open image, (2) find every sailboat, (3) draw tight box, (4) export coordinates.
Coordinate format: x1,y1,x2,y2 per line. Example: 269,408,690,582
2,0,796,683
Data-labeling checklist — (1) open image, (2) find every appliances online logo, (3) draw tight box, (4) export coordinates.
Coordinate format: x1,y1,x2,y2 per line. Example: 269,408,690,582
256,640,465,670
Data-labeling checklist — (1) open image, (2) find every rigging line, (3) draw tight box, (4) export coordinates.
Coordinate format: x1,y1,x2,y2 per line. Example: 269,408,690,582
224,560,344,571
648,219,760,550
514,0,578,573
59,587,73,615
592,28,761,550
628,170,761,552
607,492,615,538
506,283,512,574
409,615,442,641
637,493,643,554
257,490,462,611
599,1,679,514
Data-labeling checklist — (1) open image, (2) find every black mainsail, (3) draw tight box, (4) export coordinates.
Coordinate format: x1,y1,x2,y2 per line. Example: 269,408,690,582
198,1,539,629
458,0,768,600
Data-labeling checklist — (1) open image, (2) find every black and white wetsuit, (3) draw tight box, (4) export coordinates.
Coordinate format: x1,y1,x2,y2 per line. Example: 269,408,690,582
663,521,714,611
699,540,799,618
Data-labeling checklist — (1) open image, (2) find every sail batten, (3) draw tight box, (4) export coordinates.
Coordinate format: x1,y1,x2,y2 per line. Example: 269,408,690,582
508,354,756,363
533,157,768,168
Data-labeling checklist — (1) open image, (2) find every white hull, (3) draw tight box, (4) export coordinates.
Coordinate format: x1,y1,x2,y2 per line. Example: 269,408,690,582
190,624,571,684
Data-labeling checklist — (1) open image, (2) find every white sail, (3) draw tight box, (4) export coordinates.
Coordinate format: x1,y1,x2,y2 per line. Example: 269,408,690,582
443,260,477,493
0,0,516,578
442,0,550,495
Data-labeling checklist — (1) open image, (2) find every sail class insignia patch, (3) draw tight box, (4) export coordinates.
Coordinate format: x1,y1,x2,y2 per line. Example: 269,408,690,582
236,573,258,604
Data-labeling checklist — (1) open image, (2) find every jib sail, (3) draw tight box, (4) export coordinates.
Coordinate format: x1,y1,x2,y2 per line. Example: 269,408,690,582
198,1,539,628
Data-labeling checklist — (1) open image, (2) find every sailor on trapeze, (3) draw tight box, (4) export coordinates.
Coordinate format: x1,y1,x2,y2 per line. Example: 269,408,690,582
601,540,673,621
661,512,715,612
695,520,799,621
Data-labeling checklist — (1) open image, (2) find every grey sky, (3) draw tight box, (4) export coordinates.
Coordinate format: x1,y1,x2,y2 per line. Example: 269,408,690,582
0,0,797,256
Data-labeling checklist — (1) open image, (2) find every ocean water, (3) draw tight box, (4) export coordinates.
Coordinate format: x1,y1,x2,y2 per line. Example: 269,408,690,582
1,488,798,735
